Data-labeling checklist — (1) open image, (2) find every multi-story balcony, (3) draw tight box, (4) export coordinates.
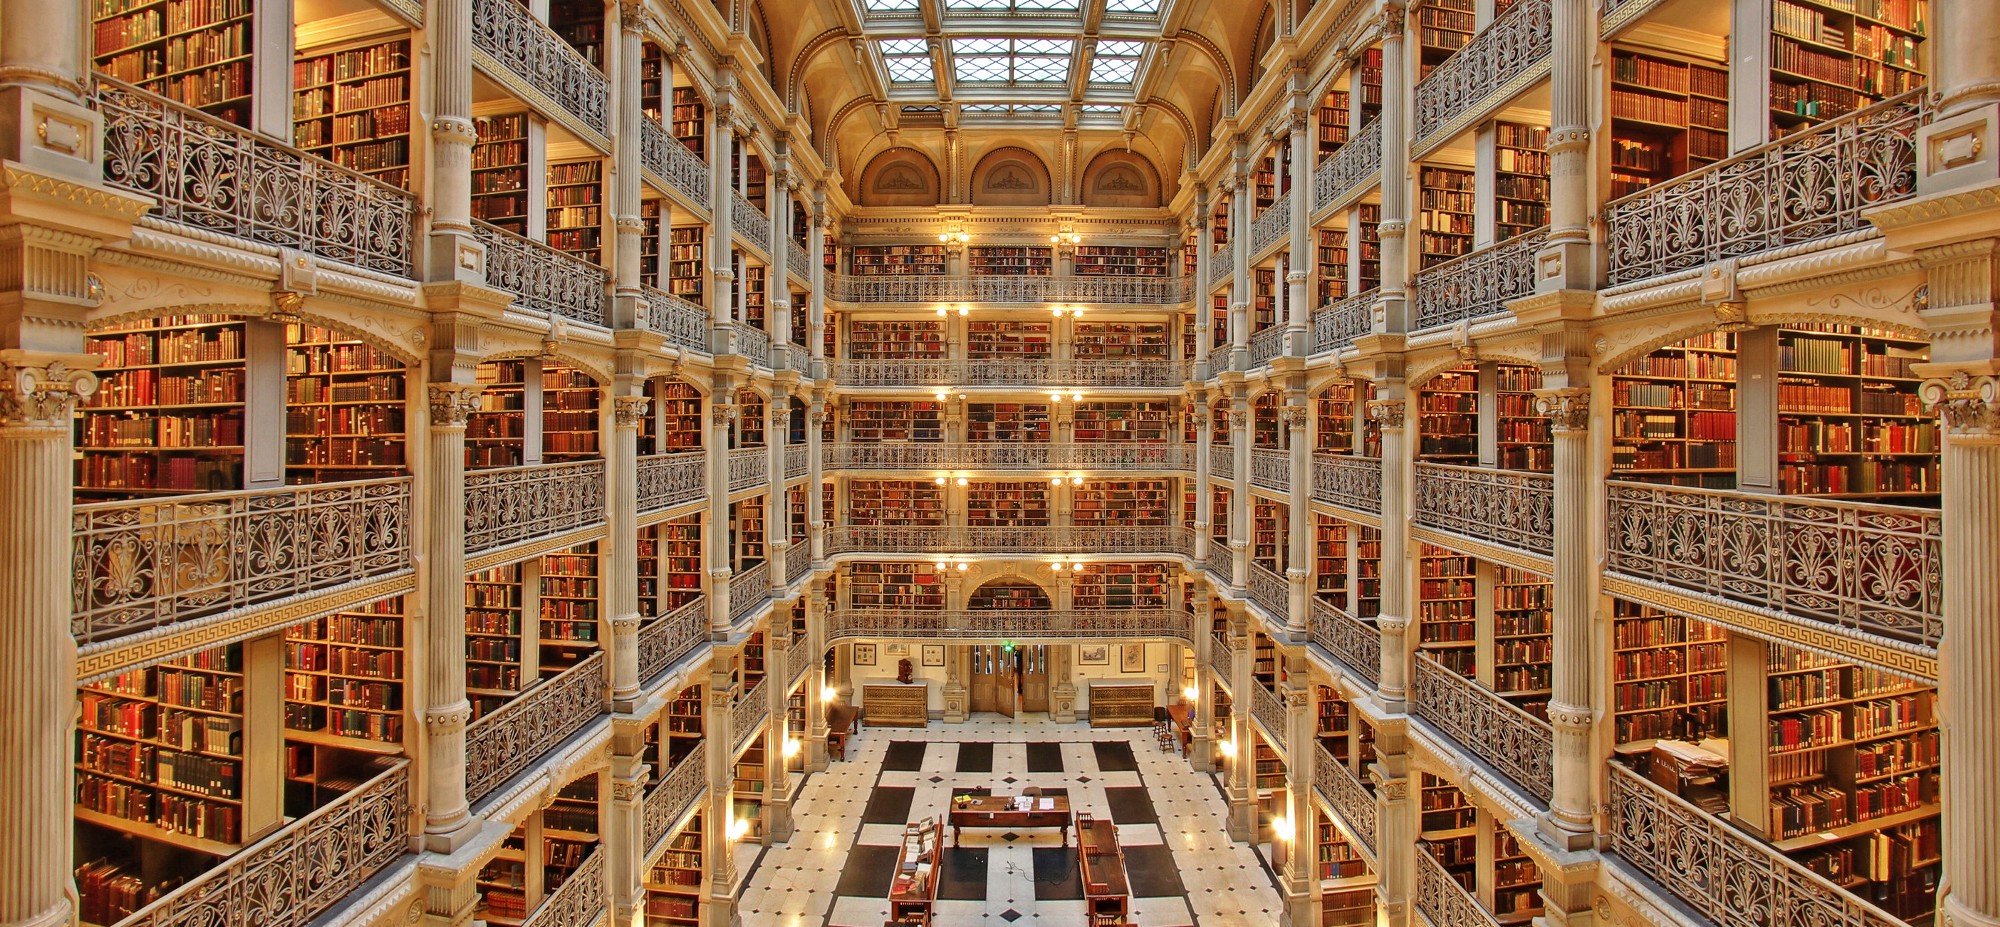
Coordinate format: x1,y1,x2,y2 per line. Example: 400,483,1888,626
1412,463,1554,558
827,273,1194,307
640,117,709,209
465,651,608,805
643,742,708,857
1313,118,1383,216
470,0,608,140
1248,562,1290,623
1314,741,1378,857
827,525,1195,556
637,597,708,683
640,286,711,354
1411,652,1554,803
1209,630,1235,681
828,608,1192,642
824,442,1191,472
1312,454,1384,517
637,451,706,514
1417,849,1504,927
730,560,771,622
1250,448,1290,493
464,460,607,555
1411,229,1546,332
1251,681,1289,754
1250,191,1292,259
731,191,772,256
1313,289,1376,355
1248,325,1290,367
829,359,1186,388
473,220,610,328
1413,0,1553,149
728,447,770,493
1310,598,1381,687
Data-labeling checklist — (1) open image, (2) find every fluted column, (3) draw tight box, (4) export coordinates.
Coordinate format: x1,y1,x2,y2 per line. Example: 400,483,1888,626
1192,187,1213,381
1283,400,1311,636
764,395,790,602
770,160,793,352
1280,664,1315,927
1375,9,1411,315
1193,393,1213,562
1230,155,1253,371
704,663,739,927
1226,610,1256,841
807,400,829,561
1371,766,1414,927
425,0,481,281
1935,0,2000,116
610,1,645,325
1229,395,1252,590
607,718,650,927
1368,394,1410,707
764,627,794,842
1533,388,1594,847
708,77,738,350
808,191,828,380
707,395,736,631
805,585,830,771
423,383,483,848
1190,584,1216,772
1286,106,1313,347
609,393,649,707
1539,0,1593,290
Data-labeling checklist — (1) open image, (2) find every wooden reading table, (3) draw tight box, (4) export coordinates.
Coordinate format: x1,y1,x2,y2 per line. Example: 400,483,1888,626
1077,815,1132,926
826,703,860,761
887,817,943,926
1165,703,1194,756
948,794,1073,847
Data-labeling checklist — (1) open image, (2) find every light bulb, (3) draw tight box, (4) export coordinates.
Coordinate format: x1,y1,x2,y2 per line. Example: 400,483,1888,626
957,306,970,316
956,562,969,571
1070,392,1083,402
935,561,949,570
936,307,947,317
1219,739,1238,757
1071,476,1083,486
956,477,968,486
1049,235,1060,244
783,738,801,758
821,686,838,702
935,477,947,486
1050,392,1065,403
1050,562,1065,572
1183,686,1199,703
730,816,752,840
938,233,949,243
1271,815,1290,837
1050,477,1063,486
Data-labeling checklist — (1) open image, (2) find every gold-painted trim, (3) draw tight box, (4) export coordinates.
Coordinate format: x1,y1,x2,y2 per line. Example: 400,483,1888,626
466,523,611,573
1408,526,1555,576
1601,574,1938,681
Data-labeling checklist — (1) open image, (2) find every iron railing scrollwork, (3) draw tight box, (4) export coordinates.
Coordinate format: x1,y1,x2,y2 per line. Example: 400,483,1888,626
1210,241,1229,272
93,77,418,277
784,444,809,481
1250,191,1291,256
466,653,608,804
72,478,412,644
827,525,1192,555
640,285,710,353
1248,325,1288,367
1313,288,1376,354
473,220,609,327
638,597,706,683
778,343,808,373
785,628,815,682
729,561,770,622
1210,444,1235,482
785,538,813,585
1412,229,1545,331
1310,598,1381,687
640,119,708,207
1413,463,1554,556
1313,118,1382,212
728,448,769,492
828,274,1193,306
522,846,605,927
733,678,769,749
829,608,1191,641
1413,0,1551,144
1312,454,1384,516
824,442,1191,471
1252,683,1288,754
734,325,771,366
1209,631,1235,680
1250,448,1290,493
1606,91,1926,285
464,460,606,554
637,452,706,514
644,744,708,854
1605,482,1941,648
470,0,608,135
1315,742,1377,856
829,358,1185,388
788,239,811,280
732,192,772,255
1249,563,1289,623
1206,541,1235,587
1417,847,1504,927
1412,653,1553,802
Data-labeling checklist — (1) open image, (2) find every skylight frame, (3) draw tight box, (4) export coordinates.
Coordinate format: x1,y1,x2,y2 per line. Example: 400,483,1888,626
949,36,1076,85
1088,39,1148,85
876,38,937,84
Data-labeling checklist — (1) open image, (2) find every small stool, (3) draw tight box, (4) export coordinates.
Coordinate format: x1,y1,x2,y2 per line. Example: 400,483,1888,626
1153,720,1175,753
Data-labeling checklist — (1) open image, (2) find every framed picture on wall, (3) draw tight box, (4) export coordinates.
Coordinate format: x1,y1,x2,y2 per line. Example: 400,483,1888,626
1120,644,1145,673
1079,644,1109,665
922,644,945,667
885,643,909,656
854,643,877,666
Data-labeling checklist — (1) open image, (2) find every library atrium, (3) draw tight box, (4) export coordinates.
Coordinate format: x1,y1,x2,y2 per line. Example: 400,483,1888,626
0,0,1993,925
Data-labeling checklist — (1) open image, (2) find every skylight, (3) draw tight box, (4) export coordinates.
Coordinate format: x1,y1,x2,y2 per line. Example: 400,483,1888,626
1104,0,1162,11
1082,104,1124,113
944,0,1079,9
878,38,935,83
962,103,1062,114
1089,40,1146,84
863,0,921,10
951,37,1075,83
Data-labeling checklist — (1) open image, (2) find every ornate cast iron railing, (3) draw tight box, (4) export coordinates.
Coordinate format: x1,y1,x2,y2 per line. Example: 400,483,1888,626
1210,443,1235,481
637,451,706,514
829,608,1191,641
1314,118,1383,212
93,77,417,277
1413,463,1554,557
1605,482,1942,647
1209,631,1235,680
1206,541,1235,587
785,538,813,584
732,191,772,255
789,239,812,280
1607,765,1906,927
734,324,772,366
1252,683,1288,753
1417,846,1504,927
641,285,710,353
640,117,708,207
1249,563,1290,622
1250,448,1290,493
1250,191,1291,256
1249,325,1288,367
729,560,771,622
825,442,1190,471
523,846,604,927
733,678,769,750
471,0,608,136
638,597,707,683
72,478,412,644
1606,90,1926,285
728,447,769,493
785,630,815,682
1313,288,1376,353
473,220,609,327
828,525,1194,555
778,343,808,373
1312,454,1384,516
1211,241,1230,272
644,744,708,855
1310,598,1381,686
112,761,409,927
784,444,809,481
828,274,1194,306
1412,652,1553,802
1412,229,1546,331
829,358,1186,388
1413,0,1551,144
464,460,606,554
466,652,608,804
1315,742,1377,856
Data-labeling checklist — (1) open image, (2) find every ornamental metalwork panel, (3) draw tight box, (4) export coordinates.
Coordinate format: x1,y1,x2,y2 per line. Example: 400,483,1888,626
1607,765,1906,927
113,762,410,927
1252,683,1288,754
1413,0,1551,144
1605,91,1925,285
733,678,770,749
638,597,706,682
786,628,815,682
1412,463,1554,556
732,192,773,254
786,539,813,585
826,442,1057,470
1209,631,1235,679
637,452,706,514
1416,846,1504,927
1248,563,1289,623
789,239,812,280
473,220,609,327
1206,542,1235,587
1250,448,1290,493
1313,289,1376,354
827,525,1189,555
465,653,608,804
72,478,412,644
463,460,606,555
644,744,708,854
1412,229,1545,331
1064,442,1190,471
827,274,1192,306
1411,652,1553,802
1310,598,1381,687
1248,325,1288,368
1313,118,1382,213
1250,191,1291,256
1210,241,1230,272
730,560,771,622
1312,454,1383,516
1064,360,1186,388
1315,742,1377,855
1605,481,1942,647
728,448,769,493
641,286,710,353
523,846,605,927
93,78,417,277
471,0,608,135
639,119,708,208
784,445,810,482
735,325,772,367
829,609,1191,641
1210,444,1235,481
778,344,809,373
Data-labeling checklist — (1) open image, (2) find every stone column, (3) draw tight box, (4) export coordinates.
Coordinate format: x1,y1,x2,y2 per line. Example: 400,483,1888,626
769,159,793,351
764,395,790,601
1227,609,1256,841
1375,9,1412,315
424,0,483,282
607,715,651,927
1230,154,1253,371
1050,644,1077,724
708,77,737,351
1192,187,1213,381
1229,394,1252,590
808,401,829,561
609,392,649,707
1189,585,1217,772
707,393,736,631
1283,400,1311,637
1934,0,2000,117
1532,389,1594,847
1280,660,1315,927
942,635,969,723
764,627,794,842
1193,393,1213,562
704,661,740,927
423,382,484,849
610,1,645,325
1367,394,1410,707
805,584,830,771
1286,105,1313,350
1371,757,1415,927
1539,0,1593,290
808,191,829,380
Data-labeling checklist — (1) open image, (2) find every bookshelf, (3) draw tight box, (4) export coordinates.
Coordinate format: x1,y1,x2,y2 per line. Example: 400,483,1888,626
848,480,946,526
1317,685,1353,757
1074,245,1173,276
1253,154,1279,209
1253,393,1283,448
1358,48,1384,126
1319,88,1352,161
1355,527,1383,620
1315,517,1349,605
472,114,530,236
640,200,662,287
1767,0,1927,137
1073,322,1170,360
1494,364,1550,472
644,812,704,926
1611,331,1738,488
1418,367,1478,463
1252,633,1278,689
1317,228,1349,305
541,362,600,463
476,831,530,924
1317,810,1375,925
1418,545,1476,677
668,227,704,303
1074,479,1171,527
540,546,600,670
1609,48,1730,197
665,685,704,766
848,562,944,609
283,597,405,745
848,320,946,359
1492,122,1550,242
1317,380,1358,454
1610,599,1727,745
967,321,1052,359
741,263,767,330
640,44,664,119
284,324,406,484
1419,166,1474,268
731,496,766,569
659,516,704,613
644,378,703,453
1253,267,1278,332
741,633,766,691
846,400,944,442
1417,0,1476,77
672,87,705,158
733,740,766,841
732,391,766,449
850,244,948,275
79,315,248,498
466,563,526,720
92,0,253,126
1771,325,1936,497
549,0,605,67
546,159,604,264
1253,739,1286,793
967,403,1051,442
1419,773,1474,838
968,580,1050,610
1212,199,1230,246
292,37,413,189
467,360,527,469
738,153,769,213
1072,563,1170,609
1356,203,1383,291
1252,500,1284,573
966,481,1049,527
1492,829,1544,923
967,246,1052,276
1491,567,1552,720
1073,401,1173,442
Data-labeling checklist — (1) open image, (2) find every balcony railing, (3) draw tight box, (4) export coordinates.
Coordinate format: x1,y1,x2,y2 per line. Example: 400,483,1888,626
828,525,1194,555
733,677,769,749
828,274,1194,306
1417,849,1503,927
1315,742,1377,856
728,447,768,493
466,652,608,804
1310,598,1381,686
637,451,705,514
1249,562,1290,622
1606,91,1926,286
473,220,609,327
640,285,710,354
730,560,770,622
1413,0,1552,144
1312,454,1383,516
777,342,808,373
1206,541,1235,587
785,628,815,683
1248,325,1289,367
1314,118,1383,213
1210,631,1235,680
786,538,813,585
1251,191,1292,256
1211,443,1235,481
734,324,772,366
1605,482,1942,648
829,608,1191,642
1412,229,1546,331
72,478,412,645
640,117,708,208
784,444,810,481
1313,288,1376,354
638,597,707,683
1607,764,1906,927
789,239,812,280
1412,652,1553,802
829,358,1186,388
471,0,607,136
732,192,772,255
112,760,410,927
523,847,604,927
1211,240,1230,272
644,744,708,855
1413,463,1554,557
465,460,606,555
1250,448,1290,493
93,77,417,278
1252,683,1288,753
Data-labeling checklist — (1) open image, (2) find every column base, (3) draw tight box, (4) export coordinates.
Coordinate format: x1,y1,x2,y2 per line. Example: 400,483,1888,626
807,735,829,772
943,683,968,723
703,894,741,927
766,795,794,843
1946,895,2000,927
1189,736,1216,772
2,900,71,927
422,811,484,855
1227,792,1256,842
1277,886,1316,927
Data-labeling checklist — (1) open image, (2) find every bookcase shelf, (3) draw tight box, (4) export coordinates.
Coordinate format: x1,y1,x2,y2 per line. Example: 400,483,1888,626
93,0,253,126
644,378,703,454
77,644,249,854
847,401,943,442
1356,203,1383,292
851,245,947,276
1418,367,1477,464
79,315,248,498
848,320,946,360
283,597,404,745
1358,49,1384,127
968,580,1049,610
1075,479,1170,527
1072,563,1169,609
733,740,766,842
731,496,766,570
1319,88,1352,162
1315,516,1350,604
1252,500,1284,573
849,480,946,526
1418,545,1475,677
741,263,767,330
967,481,1050,527
849,562,944,609
672,87,705,158
546,159,604,264
1612,331,1738,488
1493,123,1550,242
1073,401,1173,442
285,324,408,484
1419,773,1473,837
1767,0,1927,138
1317,228,1349,305
1253,740,1286,793
1253,267,1278,332
549,0,604,68
1495,364,1551,472
1610,48,1730,197
968,321,1051,359
1074,322,1169,360
644,812,705,926
1355,527,1382,620
540,545,600,670
542,362,601,463
967,246,1052,276
1074,245,1173,276
667,226,704,303
472,114,530,236
1417,0,1476,78
1774,325,1936,497
1492,567,1552,719
1419,166,1474,269
1610,599,1727,745
466,563,525,720
293,37,413,189
967,403,1051,443
1493,830,1545,923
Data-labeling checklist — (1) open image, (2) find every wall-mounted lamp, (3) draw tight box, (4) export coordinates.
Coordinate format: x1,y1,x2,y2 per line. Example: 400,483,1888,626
933,557,972,571
783,738,802,759
1050,306,1085,318
821,686,839,703
1049,231,1082,256
1182,686,1199,704
1218,739,1238,758
939,230,971,255
935,305,971,317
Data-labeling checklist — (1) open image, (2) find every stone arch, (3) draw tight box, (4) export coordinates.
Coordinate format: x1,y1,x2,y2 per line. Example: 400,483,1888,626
477,349,615,391
969,147,1053,207
858,147,943,207
967,576,1053,610
1079,150,1162,208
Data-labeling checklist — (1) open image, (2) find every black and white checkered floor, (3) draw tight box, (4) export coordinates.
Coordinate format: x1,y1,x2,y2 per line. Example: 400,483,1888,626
739,714,1285,926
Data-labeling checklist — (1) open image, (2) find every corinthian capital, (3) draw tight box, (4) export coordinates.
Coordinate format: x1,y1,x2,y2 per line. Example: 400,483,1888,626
1366,399,1405,428
711,403,739,427
0,357,96,429
1533,388,1590,433
427,383,484,426
1280,405,1309,429
1923,372,2000,441
614,396,651,427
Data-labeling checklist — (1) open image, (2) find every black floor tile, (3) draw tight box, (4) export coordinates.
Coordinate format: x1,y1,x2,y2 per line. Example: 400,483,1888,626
883,740,928,771
1093,741,1139,772
1026,741,1065,773
1125,845,1186,897
834,844,901,896
956,741,994,772
863,786,917,825
1104,786,1158,825
1032,847,1082,900
937,847,989,900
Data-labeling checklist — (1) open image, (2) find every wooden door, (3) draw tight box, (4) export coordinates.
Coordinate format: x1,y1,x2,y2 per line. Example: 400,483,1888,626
1019,645,1050,713
996,647,1019,718
970,645,1003,715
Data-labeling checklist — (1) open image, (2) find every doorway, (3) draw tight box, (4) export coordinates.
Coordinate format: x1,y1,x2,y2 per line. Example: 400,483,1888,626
969,645,1018,716
1019,645,1050,713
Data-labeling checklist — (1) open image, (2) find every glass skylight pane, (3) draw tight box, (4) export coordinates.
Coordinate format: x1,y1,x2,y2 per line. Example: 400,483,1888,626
952,38,1011,55
942,0,1008,7
1104,0,1160,11
880,38,929,55
1017,38,1073,56
963,104,1009,112
955,57,1011,81
1016,0,1079,9
1015,104,1059,112
1090,57,1139,82
1096,40,1146,57
886,58,934,81
1082,104,1123,113
1015,56,1070,81
865,0,921,9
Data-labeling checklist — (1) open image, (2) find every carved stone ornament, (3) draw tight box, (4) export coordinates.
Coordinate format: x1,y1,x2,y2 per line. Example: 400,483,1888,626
1229,409,1250,428
810,408,834,427
1545,700,1595,731
1366,399,1406,428
1451,321,1477,363
711,403,738,427
423,702,474,734
1712,301,1751,333
0,359,97,428
1534,388,1591,432
1379,777,1409,802
427,383,484,427
770,407,792,431
1281,405,1310,428
613,396,651,427
1922,372,2000,439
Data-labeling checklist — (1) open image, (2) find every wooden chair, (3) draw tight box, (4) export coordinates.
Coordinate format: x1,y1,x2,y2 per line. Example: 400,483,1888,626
1153,720,1175,752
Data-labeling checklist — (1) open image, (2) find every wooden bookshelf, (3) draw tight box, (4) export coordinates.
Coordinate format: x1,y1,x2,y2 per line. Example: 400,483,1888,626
849,563,944,609
476,831,530,924
850,245,947,276
966,481,1049,527
1356,203,1383,291
644,378,703,453
1317,685,1353,754
733,740,766,841
1609,48,1730,197
847,400,944,442
1073,322,1169,360
667,226,704,303
672,87,705,158
92,0,253,125
967,403,1051,442
1358,48,1384,126
1767,0,1927,137
472,114,530,236
1316,380,1361,454
1495,364,1550,472
1493,122,1550,242
1773,324,1936,497
1610,599,1727,745
76,644,250,853
1491,567,1552,719
292,37,412,189
639,200,663,287
541,362,600,463
968,580,1049,610
737,154,769,213
1419,773,1474,837
540,546,600,670
1493,829,1545,923
549,0,604,67
848,480,946,526
283,597,404,745
644,812,705,926
733,392,766,449
1355,526,1383,620
1317,228,1349,305
1315,516,1349,604
1075,479,1170,527
1417,0,1476,78
467,359,526,469
1073,401,1173,442
1418,166,1474,268
741,263,767,330
665,685,704,767
1418,545,1476,677
78,314,248,498
967,321,1052,359
1417,367,1477,463
1319,88,1352,162
1612,331,1738,488
659,516,704,613
640,44,664,120
967,246,1052,276
1253,267,1278,332
284,324,407,484
1317,810,1375,926
466,563,526,720
731,496,766,570
546,159,604,264
1252,633,1278,689
1073,245,1173,276
1252,500,1284,573
848,320,946,359
1072,563,1169,609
